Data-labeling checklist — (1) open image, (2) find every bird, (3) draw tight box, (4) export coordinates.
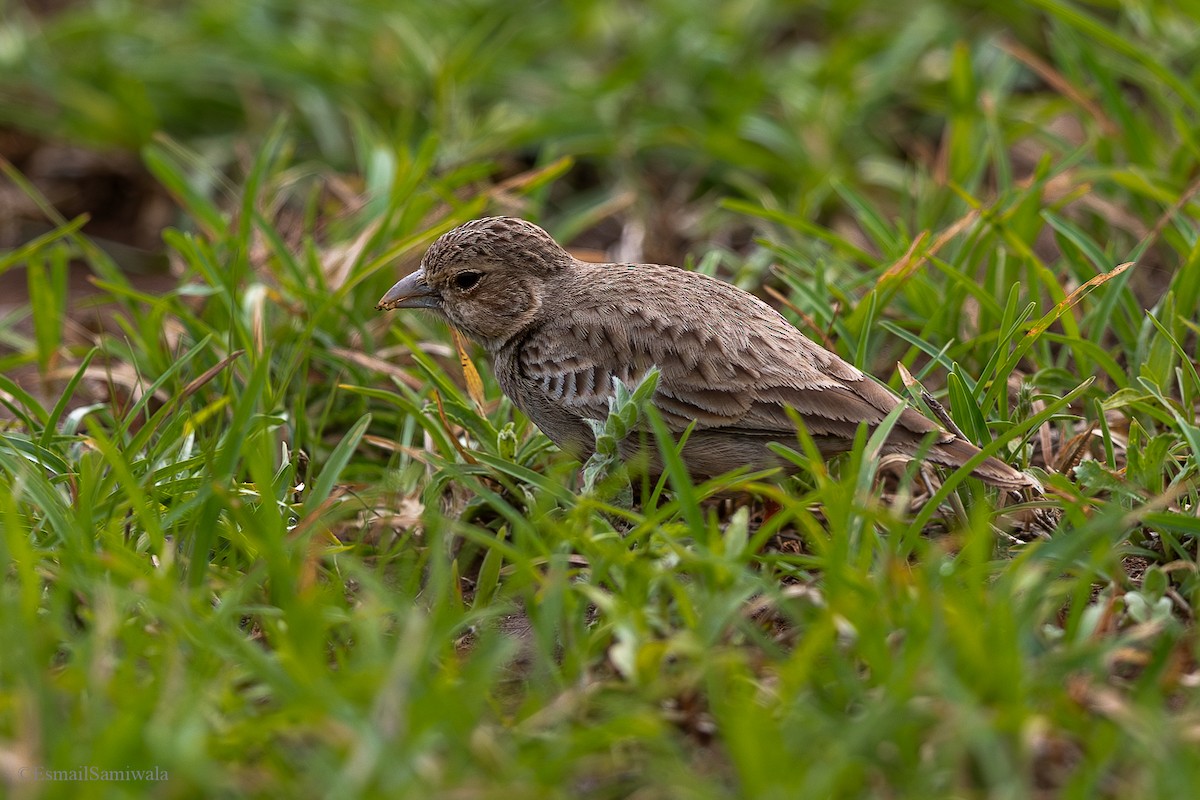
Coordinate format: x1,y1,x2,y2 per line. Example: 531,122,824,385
377,216,1036,490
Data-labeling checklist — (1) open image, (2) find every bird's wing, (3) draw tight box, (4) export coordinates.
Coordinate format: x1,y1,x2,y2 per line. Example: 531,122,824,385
516,266,944,443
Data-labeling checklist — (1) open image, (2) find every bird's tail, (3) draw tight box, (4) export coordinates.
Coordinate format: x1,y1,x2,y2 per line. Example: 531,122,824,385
928,436,1040,491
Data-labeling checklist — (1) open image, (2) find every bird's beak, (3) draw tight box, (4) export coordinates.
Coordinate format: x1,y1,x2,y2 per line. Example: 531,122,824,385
376,268,440,311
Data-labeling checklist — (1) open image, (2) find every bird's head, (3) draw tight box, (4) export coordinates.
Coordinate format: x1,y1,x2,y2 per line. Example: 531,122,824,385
376,216,573,348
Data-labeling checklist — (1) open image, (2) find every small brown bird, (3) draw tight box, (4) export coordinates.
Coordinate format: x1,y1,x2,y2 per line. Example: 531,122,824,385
377,217,1035,489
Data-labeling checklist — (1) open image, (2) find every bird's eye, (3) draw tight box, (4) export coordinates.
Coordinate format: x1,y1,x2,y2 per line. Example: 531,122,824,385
454,271,483,291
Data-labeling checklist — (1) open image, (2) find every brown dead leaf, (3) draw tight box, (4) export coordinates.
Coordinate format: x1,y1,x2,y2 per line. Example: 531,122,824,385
1027,262,1133,339
451,327,487,412
329,346,424,390
999,38,1119,137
